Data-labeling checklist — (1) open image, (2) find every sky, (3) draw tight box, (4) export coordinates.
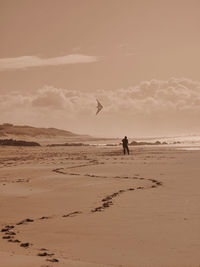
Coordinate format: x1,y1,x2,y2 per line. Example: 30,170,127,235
0,0,200,137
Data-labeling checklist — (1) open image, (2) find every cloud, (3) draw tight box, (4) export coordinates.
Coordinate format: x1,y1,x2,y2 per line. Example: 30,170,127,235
1,78,200,137
0,54,99,71
32,87,67,109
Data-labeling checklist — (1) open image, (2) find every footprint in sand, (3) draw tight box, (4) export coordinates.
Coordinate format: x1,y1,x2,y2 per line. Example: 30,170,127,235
39,216,50,220
16,218,34,225
62,211,82,217
20,242,31,248
1,225,15,232
2,235,12,239
8,239,21,243
46,258,59,262
37,252,54,257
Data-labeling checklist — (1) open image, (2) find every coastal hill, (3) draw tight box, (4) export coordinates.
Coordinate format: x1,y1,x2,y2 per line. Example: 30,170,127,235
0,123,94,145
0,123,78,137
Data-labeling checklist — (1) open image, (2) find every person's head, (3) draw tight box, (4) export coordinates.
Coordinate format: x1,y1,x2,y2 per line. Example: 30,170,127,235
125,136,127,139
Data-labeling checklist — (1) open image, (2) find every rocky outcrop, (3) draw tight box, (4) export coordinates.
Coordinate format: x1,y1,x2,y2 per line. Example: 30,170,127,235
129,140,168,146
0,139,40,146
47,143,89,147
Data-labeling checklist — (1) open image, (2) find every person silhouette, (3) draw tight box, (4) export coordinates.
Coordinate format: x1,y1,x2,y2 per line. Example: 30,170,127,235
122,136,129,155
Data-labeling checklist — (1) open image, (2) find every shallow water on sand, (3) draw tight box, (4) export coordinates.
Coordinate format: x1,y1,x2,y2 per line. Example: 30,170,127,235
176,146,200,151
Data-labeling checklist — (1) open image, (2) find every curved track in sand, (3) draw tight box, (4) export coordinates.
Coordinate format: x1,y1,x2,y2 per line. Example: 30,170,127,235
1,157,163,265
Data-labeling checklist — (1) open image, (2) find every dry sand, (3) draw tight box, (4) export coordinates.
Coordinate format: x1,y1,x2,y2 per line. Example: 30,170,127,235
0,145,200,267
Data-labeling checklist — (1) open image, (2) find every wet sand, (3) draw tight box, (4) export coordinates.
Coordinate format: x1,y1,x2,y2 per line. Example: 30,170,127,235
0,145,200,267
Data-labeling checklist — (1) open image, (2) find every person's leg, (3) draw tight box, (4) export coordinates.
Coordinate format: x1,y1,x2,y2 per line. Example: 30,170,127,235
123,147,126,154
127,146,129,155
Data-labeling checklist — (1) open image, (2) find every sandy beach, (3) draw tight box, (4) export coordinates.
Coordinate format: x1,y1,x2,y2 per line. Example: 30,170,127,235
1,0,200,266
0,145,200,267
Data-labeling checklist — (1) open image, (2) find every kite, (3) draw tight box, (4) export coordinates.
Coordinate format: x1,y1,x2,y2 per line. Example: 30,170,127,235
96,99,103,115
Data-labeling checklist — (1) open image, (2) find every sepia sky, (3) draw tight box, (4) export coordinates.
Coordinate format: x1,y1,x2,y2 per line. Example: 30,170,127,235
0,0,200,137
